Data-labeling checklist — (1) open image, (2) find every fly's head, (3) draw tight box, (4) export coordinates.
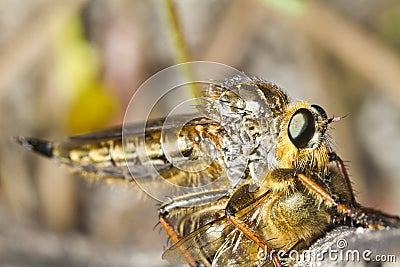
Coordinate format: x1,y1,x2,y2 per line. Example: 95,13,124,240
276,102,333,175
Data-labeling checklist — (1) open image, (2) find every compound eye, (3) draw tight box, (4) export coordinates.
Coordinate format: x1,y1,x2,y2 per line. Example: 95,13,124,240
311,104,328,120
288,108,315,148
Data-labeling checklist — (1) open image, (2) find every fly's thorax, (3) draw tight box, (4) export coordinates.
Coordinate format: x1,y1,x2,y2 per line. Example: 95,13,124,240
276,102,331,175
203,77,293,185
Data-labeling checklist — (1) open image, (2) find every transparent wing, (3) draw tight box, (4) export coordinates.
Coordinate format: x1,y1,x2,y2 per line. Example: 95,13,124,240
162,216,234,266
212,204,273,267
212,231,266,267
162,187,274,267
69,115,216,141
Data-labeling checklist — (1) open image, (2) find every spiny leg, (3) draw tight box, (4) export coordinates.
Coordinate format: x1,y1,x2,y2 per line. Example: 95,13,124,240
159,214,197,266
358,206,400,227
226,215,283,267
297,174,360,215
297,173,391,229
328,152,355,204
328,153,400,227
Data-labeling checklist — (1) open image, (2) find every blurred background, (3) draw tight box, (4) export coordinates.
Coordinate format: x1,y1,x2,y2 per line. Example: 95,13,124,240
1,0,400,266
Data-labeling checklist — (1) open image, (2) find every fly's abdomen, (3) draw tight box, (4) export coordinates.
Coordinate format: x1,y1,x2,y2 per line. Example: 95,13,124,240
16,118,226,187
17,135,131,180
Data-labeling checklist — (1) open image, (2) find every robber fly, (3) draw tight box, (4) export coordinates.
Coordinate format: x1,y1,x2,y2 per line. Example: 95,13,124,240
17,75,400,266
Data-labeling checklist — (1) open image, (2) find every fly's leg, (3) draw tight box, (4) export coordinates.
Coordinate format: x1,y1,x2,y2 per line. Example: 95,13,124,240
328,152,356,204
357,207,400,228
158,190,229,267
297,173,356,217
297,173,399,229
224,184,282,267
226,214,283,267
329,152,400,227
158,215,198,266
